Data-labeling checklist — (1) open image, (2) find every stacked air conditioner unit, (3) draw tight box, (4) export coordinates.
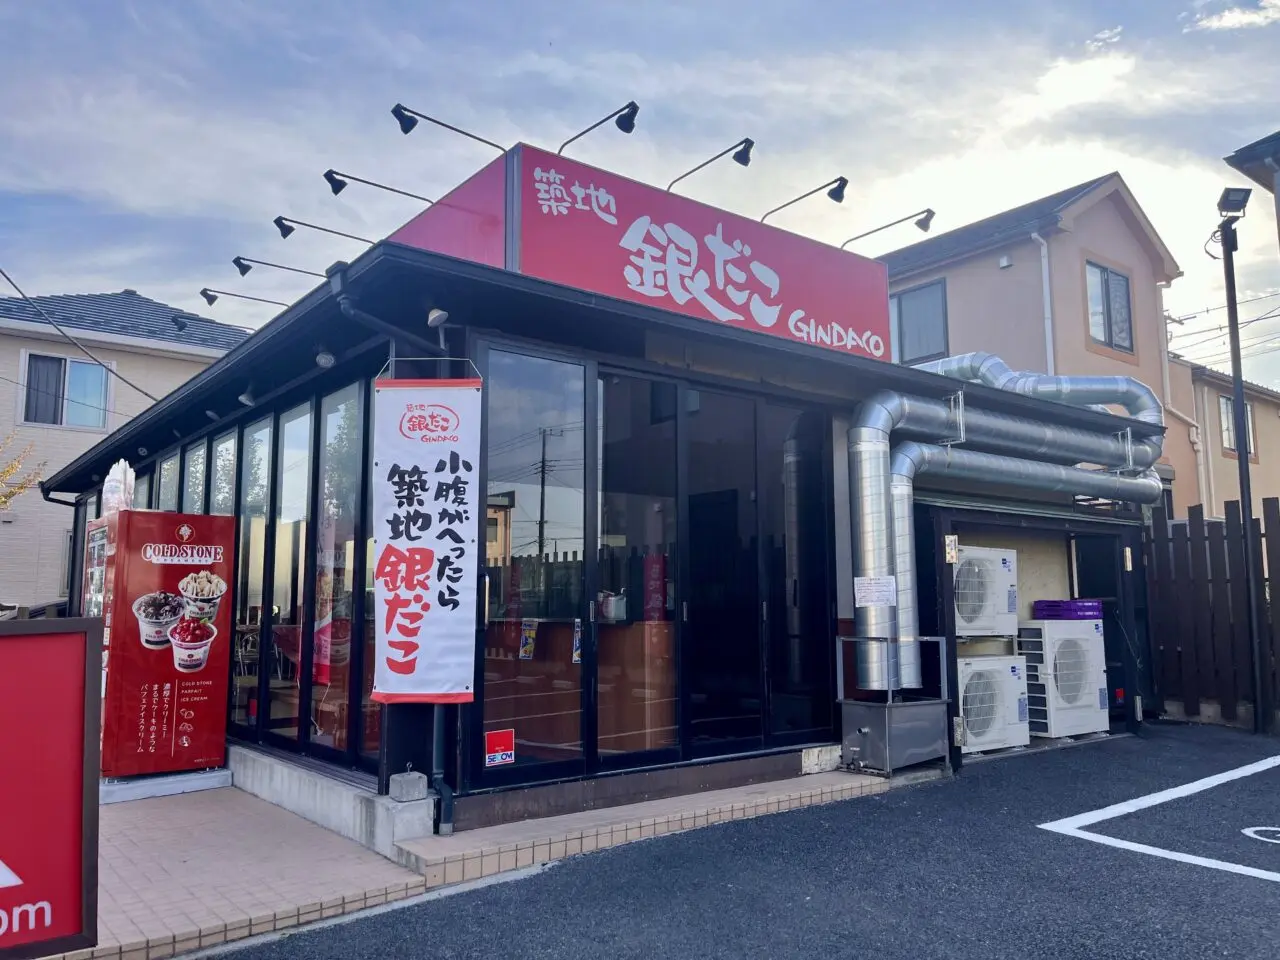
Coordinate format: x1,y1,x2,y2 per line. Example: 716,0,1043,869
1017,619,1110,738
957,654,1030,753
953,546,1018,638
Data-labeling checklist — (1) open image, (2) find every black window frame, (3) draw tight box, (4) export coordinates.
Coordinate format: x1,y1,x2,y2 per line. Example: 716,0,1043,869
890,278,949,366
1085,261,1134,354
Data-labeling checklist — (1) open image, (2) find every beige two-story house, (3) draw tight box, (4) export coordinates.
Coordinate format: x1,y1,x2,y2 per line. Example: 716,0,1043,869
879,173,1202,514
0,290,249,605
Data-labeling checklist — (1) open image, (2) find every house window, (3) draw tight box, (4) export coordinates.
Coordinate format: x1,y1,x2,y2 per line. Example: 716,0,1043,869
1086,262,1133,353
890,280,948,364
1218,394,1256,455
22,353,109,428
486,517,499,543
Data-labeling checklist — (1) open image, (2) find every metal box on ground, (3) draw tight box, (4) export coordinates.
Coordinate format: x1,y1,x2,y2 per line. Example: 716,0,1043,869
841,698,951,774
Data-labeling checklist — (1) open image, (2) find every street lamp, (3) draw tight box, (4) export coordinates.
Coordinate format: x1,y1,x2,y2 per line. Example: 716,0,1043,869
760,176,847,223
323,169,434,204
199,288,289,308
273,216,372,244
390,103,505,153
557,101,639,155
1214,184,1268,734
232,256,325,279
666,138,754,193
839,208,935,249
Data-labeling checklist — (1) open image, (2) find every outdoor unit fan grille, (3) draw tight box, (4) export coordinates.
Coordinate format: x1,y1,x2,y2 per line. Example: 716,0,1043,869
954,558,994,626
962,670,1001,739
1052,638,1090,705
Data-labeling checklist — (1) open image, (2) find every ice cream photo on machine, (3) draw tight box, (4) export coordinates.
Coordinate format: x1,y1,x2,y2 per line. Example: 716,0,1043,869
133,590,184,649
179,570,228,618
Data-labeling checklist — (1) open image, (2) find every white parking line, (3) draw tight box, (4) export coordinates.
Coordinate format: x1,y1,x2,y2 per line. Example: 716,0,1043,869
1038,755,1280,883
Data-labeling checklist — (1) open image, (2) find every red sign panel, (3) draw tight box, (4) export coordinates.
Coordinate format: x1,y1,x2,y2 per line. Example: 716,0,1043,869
85,511,235,778
484,728,515,767
0,620,99,958
386,154,507,268
514,144,890,359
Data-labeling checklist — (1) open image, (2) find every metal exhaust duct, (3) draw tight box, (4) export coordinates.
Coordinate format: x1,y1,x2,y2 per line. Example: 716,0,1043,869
849,354,1165,690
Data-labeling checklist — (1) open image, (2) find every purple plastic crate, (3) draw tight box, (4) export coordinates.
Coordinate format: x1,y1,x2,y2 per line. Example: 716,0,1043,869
1033,599,1103,620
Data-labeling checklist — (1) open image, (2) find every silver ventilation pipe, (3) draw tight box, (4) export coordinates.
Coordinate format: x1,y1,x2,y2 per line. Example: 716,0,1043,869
914,351,1165,432
890,442,1162,646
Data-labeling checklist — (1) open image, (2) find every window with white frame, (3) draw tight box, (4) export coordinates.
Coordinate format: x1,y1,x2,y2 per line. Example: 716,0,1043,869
1086,262,1133,353
890,279,948,364
22,352,109,428
1219,394,1256,455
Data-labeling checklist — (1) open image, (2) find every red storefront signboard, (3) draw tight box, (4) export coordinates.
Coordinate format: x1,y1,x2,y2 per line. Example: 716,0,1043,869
513,144,891,360
0,619,100,959
83,511,235,778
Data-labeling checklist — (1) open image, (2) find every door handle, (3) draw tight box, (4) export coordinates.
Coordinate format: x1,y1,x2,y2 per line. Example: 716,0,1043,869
762,600,768,622
682,601,688,622
589,600,597,623
482,574,490,627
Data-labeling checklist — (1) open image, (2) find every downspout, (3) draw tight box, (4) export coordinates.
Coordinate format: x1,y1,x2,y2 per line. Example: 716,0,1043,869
1157,281,1205,513
1031,233,1055,375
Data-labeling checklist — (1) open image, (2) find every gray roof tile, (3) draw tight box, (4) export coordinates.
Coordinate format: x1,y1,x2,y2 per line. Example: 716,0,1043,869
880,174,1114,280
0,289,251,352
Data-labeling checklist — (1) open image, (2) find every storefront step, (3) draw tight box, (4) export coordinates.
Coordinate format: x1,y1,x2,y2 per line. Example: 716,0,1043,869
394,768,939,888
227,744,436,860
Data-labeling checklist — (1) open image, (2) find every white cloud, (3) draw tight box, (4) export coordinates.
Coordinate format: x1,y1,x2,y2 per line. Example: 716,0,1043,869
1086,25,1124,50
1188,0,1280,30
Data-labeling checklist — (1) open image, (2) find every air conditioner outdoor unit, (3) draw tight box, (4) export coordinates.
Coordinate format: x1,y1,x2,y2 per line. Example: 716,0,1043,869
953,546,1018,637
1017,620,1110,738
957,654,1030,754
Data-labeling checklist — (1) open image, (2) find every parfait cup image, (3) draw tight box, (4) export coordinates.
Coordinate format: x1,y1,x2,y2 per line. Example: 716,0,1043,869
169,617,218,673
133,591,184,649
178,570,228,620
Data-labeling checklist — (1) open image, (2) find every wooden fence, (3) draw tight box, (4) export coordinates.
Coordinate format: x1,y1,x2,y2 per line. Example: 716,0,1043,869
1146,499,1280,730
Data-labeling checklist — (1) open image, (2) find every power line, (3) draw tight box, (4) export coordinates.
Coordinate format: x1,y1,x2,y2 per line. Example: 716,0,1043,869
1172,305,1280,353
0,265,159,402
0,371,125,420
1168,289,1280,326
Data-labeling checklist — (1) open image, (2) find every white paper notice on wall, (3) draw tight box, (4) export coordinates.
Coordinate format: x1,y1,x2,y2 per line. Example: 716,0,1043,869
854,576,897,608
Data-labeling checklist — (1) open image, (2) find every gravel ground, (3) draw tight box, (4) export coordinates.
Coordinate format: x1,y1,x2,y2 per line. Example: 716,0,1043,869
220,723,1280,960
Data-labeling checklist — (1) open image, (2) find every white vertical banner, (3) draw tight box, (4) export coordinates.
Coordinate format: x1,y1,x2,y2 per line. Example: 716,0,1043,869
371,378,483,703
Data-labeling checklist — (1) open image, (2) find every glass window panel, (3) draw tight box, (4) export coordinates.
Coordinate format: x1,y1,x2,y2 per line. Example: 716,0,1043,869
1220,395,1236,451
157,454,180,511
132,472,151,510
1108,271,1133,350
266,402,313,741
232,417,272,729
182,441,207,514
66,360,108,428
1086,263,1108,344
484,350,586,768
209,432,237,515
312,384,361,752
596,375,677,757
895,281,947,364
24,355,65,424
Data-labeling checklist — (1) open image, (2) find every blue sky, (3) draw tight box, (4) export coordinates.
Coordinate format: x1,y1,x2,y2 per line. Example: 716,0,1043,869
1,0,1278,378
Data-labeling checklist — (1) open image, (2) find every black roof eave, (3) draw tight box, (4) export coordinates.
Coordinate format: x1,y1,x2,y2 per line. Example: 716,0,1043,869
1225,132,1280,193
44,240,1161,494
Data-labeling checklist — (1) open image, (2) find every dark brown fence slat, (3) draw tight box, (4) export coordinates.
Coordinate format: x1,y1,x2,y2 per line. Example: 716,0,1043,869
1171,524,1199,715
1224,501,1255,716
1206,516,1237,721
1187,506,1218,717
1147,506,1177,709
1263,498,1280,732
1252,517,1272,731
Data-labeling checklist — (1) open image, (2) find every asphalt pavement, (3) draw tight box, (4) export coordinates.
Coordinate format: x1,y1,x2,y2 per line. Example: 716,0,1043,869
218,723,1280,960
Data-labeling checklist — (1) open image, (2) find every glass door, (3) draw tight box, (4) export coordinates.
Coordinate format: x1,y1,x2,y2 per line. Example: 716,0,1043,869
683,390,765,755
595,374,679,768
475,345,594,785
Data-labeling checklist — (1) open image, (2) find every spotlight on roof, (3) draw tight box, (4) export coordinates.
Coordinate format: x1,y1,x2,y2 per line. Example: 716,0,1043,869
427,307,449,328
273,216,295,239
199,288,218,306
391,102,419,135
390,103,504,152
667,137,756,193
233,256,253,276
557,101,640,155
827,177,848,203
205,409,219,421
323,169,349,196
760,176,848,223
237,386,255,407
315,345,336,369
915,208,936,232
732,138,755,167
